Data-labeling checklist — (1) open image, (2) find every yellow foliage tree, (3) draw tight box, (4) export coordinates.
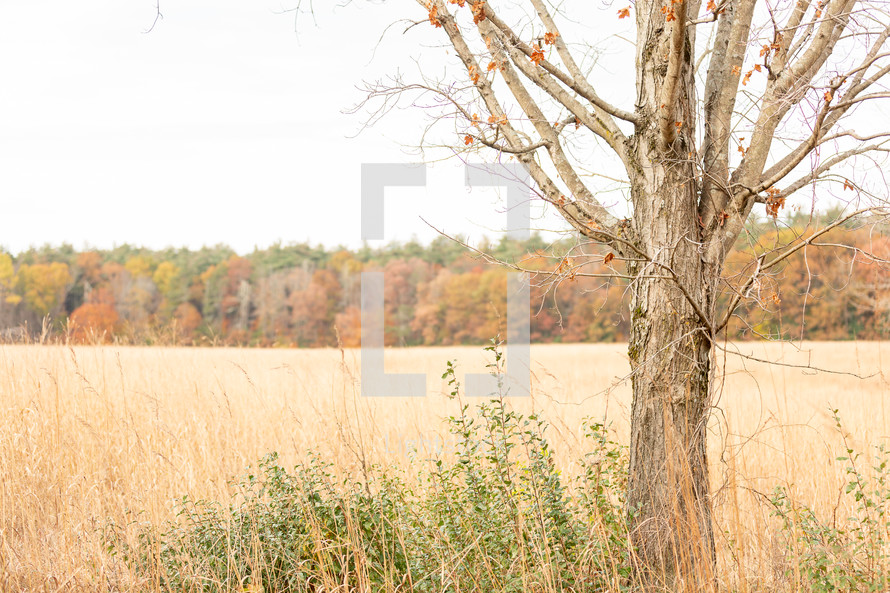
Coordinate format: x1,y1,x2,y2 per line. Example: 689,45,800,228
125,256,154,278
153,261,180,297
0,254,17,305
14,262,72,317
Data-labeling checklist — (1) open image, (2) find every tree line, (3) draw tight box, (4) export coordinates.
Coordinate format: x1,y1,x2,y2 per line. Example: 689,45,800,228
0,212,886,346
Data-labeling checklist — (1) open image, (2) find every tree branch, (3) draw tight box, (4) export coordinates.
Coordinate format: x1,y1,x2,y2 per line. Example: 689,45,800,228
716,207,876,332
658,0,688,149
699,0,757,234
482,12,631,165
420,0,627,250
524,0,639,125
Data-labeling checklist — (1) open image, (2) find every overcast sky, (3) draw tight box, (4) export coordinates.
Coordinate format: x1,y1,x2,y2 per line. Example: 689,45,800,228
0,0,582,254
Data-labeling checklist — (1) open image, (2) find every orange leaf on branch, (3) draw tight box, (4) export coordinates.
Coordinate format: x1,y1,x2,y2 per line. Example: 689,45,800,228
618,6,631,18
471,1,485,24
530,43,545,66
544,31,559,45
765,187,785,218
603,252,615,265
464,135,474,145
469,64,480,85
426,2,442,27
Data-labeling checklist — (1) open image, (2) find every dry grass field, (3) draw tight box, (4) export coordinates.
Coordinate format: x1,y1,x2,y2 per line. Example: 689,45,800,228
1,342,888,591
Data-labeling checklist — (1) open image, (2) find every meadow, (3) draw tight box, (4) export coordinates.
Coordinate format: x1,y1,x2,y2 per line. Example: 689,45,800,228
1,342,888,591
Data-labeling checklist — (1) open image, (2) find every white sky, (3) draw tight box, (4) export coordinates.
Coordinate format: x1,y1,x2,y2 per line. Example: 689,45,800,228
0,0,578,254
1,1,878,255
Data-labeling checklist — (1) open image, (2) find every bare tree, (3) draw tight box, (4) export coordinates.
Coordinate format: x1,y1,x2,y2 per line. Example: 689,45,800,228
346,0,890,589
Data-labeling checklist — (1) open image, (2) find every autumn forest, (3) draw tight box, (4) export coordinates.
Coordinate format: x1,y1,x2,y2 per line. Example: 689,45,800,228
1,210,887,346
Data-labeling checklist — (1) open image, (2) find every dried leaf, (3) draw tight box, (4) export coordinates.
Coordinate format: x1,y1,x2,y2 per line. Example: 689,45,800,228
530,43,545,66
426,2,442,27
469,64,480,85
471,1,485,24
765,189,785,218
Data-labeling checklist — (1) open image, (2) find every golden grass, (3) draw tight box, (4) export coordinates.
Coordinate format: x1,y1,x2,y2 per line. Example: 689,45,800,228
0,342,888,591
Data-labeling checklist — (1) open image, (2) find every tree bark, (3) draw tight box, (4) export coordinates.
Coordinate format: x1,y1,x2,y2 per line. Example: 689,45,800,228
622,2,718,588
627,277,716,591
625,158,717,590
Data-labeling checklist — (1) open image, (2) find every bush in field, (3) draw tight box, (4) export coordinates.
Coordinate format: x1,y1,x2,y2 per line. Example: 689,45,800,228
107,351,632,592
106,351,890,593
767,410,890,593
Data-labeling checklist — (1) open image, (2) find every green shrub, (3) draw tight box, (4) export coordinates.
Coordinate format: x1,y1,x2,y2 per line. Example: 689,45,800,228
768,409,890,593
106,348,632,592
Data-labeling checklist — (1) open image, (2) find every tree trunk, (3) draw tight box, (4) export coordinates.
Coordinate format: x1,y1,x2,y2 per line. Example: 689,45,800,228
623,2,718,588
625,160,717,590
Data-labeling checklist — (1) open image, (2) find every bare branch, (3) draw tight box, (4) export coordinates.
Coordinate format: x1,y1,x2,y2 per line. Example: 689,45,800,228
777,141,890,196
658,0,689,149
699,0,758,233
716,207,877,332
482,13,631,165
143,0,163,33
420,0,626,250
525,0,639,125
